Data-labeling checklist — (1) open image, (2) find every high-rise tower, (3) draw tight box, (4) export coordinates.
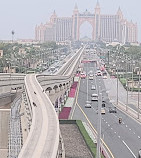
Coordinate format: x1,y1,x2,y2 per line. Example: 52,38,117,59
35,3,138,43
94,1,101,40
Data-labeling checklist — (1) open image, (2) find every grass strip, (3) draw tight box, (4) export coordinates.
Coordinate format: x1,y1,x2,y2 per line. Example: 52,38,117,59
76,120,104,158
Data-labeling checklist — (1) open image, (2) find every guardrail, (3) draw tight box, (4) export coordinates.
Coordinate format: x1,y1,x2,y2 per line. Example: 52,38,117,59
8,96,23,158
117,101,141,122
0,73,25,95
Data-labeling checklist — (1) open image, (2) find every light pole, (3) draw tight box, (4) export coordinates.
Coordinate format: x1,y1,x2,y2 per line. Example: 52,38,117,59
126,54,128,111
138,66,140,119
86,62,89,102
115,56,119,107
107,50,110,66
96,87,102,158
131,58,134,96
11,30,15,43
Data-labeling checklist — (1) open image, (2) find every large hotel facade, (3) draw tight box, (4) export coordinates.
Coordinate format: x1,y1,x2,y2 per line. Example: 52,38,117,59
35,2,138,44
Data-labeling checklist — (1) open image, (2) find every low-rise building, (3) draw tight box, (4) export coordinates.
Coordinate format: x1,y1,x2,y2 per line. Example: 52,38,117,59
0,50,3,58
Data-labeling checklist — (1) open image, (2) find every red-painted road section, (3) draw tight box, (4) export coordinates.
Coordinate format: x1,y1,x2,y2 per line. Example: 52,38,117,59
59,81,78,119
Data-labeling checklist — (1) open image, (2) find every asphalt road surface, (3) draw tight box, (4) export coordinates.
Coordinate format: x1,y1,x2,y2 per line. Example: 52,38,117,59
72,61,141,158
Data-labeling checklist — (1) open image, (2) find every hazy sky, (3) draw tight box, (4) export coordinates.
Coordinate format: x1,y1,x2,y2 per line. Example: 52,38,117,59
0,0,141,41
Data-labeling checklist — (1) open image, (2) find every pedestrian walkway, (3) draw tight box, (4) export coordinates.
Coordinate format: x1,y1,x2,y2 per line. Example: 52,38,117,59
64,98,75,108
59,77,79,119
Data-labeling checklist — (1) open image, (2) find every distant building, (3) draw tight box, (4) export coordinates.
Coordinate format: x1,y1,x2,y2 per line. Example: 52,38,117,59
18,48,26,55
17,39,38,45
0,50,3,58
35,2,138,44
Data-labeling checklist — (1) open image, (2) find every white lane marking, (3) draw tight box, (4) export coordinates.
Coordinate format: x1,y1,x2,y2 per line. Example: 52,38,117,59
125,125,128,127
114,131,116,134
122,140,136,158
133,132,135,135
138,136,140,139
103,120,105,121
106,122,107,124
108,124,110,127
111,128,113,130
118,136,120,138
129,128,131,131
92,107,97,112
113,114,117,118
123,122,125,124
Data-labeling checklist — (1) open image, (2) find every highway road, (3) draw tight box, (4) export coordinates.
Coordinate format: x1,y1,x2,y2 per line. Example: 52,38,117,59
72,60,141,158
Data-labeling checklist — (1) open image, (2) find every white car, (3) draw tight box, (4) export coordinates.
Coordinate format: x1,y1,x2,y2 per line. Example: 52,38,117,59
89,74,93,80
101,108,105,114
91,85,96,90
85,101,92,108
103,75,107,79
91,93,98,101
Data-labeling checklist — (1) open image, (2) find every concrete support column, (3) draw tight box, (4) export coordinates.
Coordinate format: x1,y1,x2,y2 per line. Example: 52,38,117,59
58,97,62,112
66,90,69,98
60,95,64,107
63,84,66,90
45,90,49,96
64,92,67,104
55,98,59,108
55,87,60,93
60,86,64,91
49,89,55,95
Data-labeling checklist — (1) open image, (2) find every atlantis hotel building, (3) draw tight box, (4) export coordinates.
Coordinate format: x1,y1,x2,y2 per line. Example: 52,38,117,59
35,2,138,44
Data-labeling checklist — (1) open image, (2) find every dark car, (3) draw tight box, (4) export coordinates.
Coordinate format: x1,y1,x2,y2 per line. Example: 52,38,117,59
109,107,117,113
102,101,106,107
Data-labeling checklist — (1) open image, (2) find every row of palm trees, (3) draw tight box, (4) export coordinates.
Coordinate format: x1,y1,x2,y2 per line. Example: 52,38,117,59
0,42,63,73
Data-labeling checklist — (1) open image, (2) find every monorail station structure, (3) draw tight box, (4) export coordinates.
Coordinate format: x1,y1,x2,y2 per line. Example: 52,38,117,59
35,2,138,44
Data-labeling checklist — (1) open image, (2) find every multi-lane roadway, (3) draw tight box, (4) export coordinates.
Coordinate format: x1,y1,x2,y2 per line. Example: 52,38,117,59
71,59,141,158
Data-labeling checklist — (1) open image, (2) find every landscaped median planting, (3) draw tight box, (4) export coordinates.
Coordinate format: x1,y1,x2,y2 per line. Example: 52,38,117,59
76,120,96,157
59,120,105,158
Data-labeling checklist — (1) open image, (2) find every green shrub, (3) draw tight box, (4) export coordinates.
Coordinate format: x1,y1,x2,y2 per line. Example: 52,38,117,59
76,120,96,157
119,78,126,87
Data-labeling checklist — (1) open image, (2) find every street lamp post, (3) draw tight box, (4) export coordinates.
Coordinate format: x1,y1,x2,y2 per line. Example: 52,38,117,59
96,91,102,158
116,65,119,106
138,66,140,119
107,50,110,66
116,56,119,107
126,55,128,111
131,58,134,96
86,63,88,102
11,30,15,43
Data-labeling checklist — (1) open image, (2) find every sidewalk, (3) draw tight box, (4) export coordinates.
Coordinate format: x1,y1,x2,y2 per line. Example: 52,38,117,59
59,77,79,119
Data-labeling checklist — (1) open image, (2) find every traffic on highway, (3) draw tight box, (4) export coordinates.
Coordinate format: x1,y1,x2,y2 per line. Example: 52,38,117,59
71,49,141,158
